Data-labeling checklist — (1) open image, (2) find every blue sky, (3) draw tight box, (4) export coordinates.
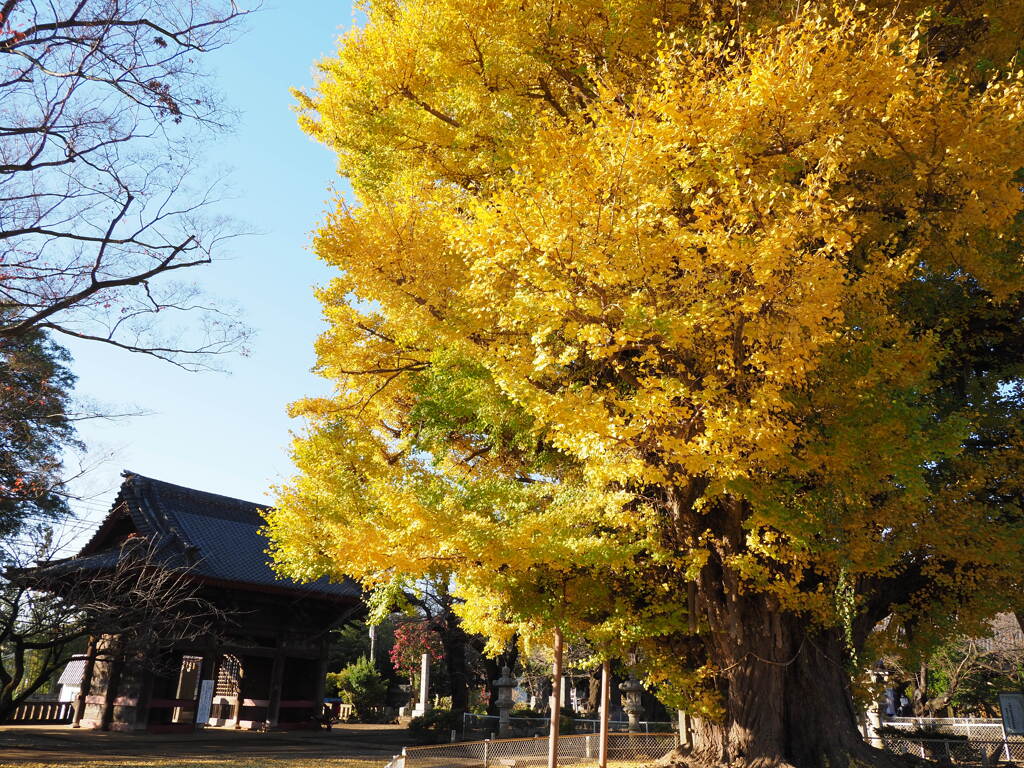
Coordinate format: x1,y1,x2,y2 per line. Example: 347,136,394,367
62,1,358,537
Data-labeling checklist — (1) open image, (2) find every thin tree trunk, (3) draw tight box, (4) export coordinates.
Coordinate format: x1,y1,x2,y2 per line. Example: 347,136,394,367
587,664,602,715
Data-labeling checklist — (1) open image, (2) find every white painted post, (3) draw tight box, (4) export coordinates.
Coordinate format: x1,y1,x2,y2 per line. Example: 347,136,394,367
413,653,431,717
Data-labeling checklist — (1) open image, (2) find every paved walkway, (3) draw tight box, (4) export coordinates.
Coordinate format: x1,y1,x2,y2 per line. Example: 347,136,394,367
0,723,411,765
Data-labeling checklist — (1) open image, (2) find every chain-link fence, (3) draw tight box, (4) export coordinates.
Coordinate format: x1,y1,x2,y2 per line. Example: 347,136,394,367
871,735,1024,765
462,713,674,739
388,732,678,768
882,717,1008,741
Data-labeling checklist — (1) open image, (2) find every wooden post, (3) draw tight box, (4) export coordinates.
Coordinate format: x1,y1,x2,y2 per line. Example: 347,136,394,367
313,638,330,712
232,659,246,729
598,659,610,768
133,668,155,731
99,650,124,731
548,628,564,768
72,636,97,728
267,649,285,727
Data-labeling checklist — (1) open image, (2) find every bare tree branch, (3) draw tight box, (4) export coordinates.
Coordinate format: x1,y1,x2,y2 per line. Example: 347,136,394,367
0,0,256,368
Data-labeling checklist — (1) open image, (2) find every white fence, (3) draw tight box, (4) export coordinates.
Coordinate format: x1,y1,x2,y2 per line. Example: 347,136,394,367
882,717,1007,741
388,732,678,768
872,717,1024,764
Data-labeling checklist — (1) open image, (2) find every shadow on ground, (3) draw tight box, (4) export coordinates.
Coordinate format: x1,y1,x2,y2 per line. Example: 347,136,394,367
0,723,411,766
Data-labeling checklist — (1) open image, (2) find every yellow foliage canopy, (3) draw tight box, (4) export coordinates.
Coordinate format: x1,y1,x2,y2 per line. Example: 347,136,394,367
267,0,1024,712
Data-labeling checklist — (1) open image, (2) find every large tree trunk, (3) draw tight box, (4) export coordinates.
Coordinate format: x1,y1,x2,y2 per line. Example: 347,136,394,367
442,619,471,712
661,494,915,768
666,616,907,767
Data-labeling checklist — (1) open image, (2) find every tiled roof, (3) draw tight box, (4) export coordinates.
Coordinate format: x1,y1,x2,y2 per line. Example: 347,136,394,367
57,656,87,687
71,471,361,602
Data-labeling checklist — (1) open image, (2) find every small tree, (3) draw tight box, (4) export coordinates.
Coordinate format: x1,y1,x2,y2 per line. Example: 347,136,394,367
390,620,445,698
0,326,80,538
327,656,387,722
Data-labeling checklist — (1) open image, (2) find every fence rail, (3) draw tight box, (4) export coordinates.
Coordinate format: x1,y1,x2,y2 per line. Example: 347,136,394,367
881,717,1009,742
391,732,678,768
462,713,673,739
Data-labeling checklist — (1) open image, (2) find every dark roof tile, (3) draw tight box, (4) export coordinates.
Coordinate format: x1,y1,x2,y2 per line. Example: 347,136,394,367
75,471,360,602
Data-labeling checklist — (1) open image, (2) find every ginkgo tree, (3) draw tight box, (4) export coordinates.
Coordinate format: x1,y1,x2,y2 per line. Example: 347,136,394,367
266,2,1024,766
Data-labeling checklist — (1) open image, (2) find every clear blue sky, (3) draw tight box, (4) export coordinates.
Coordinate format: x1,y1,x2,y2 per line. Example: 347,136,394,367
63,1,358,536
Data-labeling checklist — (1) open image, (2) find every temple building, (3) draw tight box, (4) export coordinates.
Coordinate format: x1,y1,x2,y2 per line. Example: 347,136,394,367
47,471,361,732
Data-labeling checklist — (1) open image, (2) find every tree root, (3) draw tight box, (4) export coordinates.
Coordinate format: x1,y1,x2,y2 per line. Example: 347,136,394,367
654,743,932,768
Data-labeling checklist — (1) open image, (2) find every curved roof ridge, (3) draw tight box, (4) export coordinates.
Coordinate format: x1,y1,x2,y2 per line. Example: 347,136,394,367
71,470,360,602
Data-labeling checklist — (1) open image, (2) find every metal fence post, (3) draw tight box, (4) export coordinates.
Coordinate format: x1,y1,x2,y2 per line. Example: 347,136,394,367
484,738,490,768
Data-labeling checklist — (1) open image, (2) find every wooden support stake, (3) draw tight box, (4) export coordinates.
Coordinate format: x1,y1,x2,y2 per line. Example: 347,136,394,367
547,628,564,768
598,659,611,768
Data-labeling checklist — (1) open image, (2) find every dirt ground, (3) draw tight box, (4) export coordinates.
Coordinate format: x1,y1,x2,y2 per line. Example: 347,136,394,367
0,722,411,767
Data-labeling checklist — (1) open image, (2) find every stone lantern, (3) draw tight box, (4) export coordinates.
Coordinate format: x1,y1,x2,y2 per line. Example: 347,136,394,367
493,665,518,737
619,675,645,731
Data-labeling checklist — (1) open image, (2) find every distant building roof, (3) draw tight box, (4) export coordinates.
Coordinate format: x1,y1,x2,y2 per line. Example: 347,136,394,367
57,656,87,687
59,471,360,602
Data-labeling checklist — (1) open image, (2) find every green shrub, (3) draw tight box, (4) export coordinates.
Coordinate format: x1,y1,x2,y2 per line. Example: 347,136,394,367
408,708,462,744
327,656,387,722
511,706,545,719
559,705,576,735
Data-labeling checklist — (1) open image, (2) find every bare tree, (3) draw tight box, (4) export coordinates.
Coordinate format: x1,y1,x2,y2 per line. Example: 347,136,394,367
884,618,1024,717
0,0,254,370
0,527,223,722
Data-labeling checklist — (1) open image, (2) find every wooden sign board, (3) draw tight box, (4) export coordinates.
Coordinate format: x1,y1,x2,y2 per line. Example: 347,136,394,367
999,693,1024,736
195,679,215,726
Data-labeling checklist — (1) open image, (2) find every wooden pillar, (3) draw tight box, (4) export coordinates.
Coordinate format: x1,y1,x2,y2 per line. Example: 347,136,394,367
313,638,329,708
598,660,610,768
547,628,564,768
267,646,285,728
99,647,124,731
232,658,246,729
72,636,97,728
133,668,155,731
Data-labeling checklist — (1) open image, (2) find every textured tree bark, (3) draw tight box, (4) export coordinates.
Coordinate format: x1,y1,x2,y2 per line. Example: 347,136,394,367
666,621,910,767
587,664,605,714
661,492,916,767
442,619,470,712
